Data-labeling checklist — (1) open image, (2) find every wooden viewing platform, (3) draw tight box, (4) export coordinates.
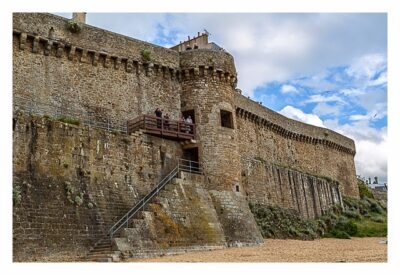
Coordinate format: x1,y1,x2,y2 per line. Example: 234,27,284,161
127,115,195,141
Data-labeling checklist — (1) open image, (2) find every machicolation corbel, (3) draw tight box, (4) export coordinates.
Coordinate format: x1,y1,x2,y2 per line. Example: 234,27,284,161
32,36,40,53
68,46,76,61
137,61,142,74
93,52,99,66
104,54,111,68
115,57,121,70
19,33,27,50
80,49,88,63
56,43,64,58
126,59,133,73
44,39,53,56
147,63,154,76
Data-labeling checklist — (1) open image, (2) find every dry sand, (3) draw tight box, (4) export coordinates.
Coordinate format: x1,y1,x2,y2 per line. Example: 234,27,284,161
131,237,387,263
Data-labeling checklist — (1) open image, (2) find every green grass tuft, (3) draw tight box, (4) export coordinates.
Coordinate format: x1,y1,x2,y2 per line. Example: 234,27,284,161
58,117,80,126
357,179,374,199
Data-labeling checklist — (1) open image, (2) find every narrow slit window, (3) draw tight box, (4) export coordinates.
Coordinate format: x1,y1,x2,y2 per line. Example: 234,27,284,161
220,110,233,129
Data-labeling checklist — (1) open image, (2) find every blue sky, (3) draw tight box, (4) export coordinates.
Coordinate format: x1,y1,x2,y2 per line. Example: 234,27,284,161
55,13,388,183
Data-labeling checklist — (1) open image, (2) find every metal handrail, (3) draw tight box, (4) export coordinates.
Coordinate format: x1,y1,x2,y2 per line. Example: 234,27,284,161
108,158,202,239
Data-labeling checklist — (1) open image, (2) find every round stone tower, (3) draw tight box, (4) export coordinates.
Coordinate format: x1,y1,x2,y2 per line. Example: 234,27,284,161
179,49,240,192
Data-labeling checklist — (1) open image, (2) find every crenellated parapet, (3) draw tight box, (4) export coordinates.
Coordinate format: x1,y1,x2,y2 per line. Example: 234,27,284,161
235,95,356,156
178,49,238,87
13,30,182,80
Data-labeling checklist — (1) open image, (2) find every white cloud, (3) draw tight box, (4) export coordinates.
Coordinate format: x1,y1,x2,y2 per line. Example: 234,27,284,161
368,71,387,87
312,102,341,117
279,106,325,127
304,94,345,104
324,119,387,182
354,135,387,183
346,53,386,81
339,88,365,96
281,84,299,94
349,103,387,122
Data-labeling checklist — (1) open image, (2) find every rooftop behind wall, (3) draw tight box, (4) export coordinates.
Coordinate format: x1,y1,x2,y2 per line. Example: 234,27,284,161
13,13,180,68
235,93,356,154
171,32,209,52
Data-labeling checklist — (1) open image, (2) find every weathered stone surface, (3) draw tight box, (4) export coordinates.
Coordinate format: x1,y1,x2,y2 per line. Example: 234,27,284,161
115,175,227,256
12,114,182,261
210,190,264,246
12,13,360,261
242,160,342,219
235,98,359,198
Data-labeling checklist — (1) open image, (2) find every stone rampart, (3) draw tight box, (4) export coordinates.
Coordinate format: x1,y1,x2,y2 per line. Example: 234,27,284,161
235,94,355,153
242,160,343,219
13,13,182,125
235,94,359,198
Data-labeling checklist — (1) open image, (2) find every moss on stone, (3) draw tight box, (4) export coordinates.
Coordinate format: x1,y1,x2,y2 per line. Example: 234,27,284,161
13,185,22,206
58,117,80,126
141,49,152,61
67,20,82,33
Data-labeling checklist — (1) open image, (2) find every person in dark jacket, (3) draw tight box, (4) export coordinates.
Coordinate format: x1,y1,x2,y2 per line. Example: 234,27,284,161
155,108,162,128
164,113,170,130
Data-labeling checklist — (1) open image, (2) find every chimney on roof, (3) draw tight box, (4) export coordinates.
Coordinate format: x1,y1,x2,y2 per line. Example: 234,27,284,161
72,12,87,24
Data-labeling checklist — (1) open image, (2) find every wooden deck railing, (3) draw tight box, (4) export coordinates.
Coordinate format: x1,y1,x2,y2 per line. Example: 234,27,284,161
127,115,195,140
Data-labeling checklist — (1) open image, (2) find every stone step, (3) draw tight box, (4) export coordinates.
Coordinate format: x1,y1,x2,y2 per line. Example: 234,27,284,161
87,256,113,262
88,252,112,258
91,243,112,250
89,248,112,255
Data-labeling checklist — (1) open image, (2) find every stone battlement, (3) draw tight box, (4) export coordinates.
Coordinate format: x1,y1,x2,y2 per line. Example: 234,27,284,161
235,93,356,155
13,30,180,78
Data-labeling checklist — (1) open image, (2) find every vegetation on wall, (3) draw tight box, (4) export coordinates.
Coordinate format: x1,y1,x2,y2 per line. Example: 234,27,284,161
67,20,82,34
141,49,152,62
249,203,321,240
357,179,374,199
250,184,387,240
13,185,22,206
58,117,80,126
64,181,84,206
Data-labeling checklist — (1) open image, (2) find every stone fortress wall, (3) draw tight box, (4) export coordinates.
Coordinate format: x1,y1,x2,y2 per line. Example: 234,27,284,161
12,114,184,260
13,13,182,124
12,13,358,261
235,94,359,200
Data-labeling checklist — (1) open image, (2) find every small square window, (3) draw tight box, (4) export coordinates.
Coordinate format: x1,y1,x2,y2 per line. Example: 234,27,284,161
220,110,234,129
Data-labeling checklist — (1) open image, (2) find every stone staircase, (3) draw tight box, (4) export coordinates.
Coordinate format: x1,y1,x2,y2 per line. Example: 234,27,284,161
109,174,226,260
85,159,204,262
86,238,117,262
